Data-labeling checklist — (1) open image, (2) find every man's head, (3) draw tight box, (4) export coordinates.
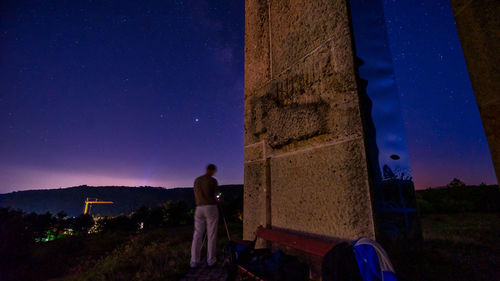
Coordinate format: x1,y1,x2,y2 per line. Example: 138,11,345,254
206,164,217,176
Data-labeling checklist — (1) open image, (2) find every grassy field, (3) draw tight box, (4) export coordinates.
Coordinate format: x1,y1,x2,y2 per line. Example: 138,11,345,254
49,213,499,281
53,223,242,281
392,213,500,281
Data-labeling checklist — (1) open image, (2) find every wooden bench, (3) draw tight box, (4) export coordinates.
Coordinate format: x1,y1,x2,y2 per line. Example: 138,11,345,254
236,226,343,280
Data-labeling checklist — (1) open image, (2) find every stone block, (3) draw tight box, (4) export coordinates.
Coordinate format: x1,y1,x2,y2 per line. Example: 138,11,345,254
327,101,364,141
243,160,269,240
244,38,361,150
245,0,272,95
270,138,375,239
265,101,329,149
244,142,265,162
273,36,358,106
269,0,351,75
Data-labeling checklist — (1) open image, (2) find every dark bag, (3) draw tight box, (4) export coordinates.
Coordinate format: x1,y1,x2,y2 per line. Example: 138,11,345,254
245,250,309,281
222,241,238,281
245,248,273,279
223,240,254,281
224,240,308,281
223,240,254,266
322,242,363,281
275,251,309,281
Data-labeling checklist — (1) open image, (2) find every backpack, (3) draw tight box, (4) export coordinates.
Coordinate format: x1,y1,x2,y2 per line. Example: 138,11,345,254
322,242,363,281
223,241,309,281
222,240,253,280
352,238,398,281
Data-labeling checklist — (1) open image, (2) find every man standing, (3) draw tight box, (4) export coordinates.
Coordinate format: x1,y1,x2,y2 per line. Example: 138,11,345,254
190,164,219,268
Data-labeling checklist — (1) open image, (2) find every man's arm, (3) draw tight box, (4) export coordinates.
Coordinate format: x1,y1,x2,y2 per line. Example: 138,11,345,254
213,178,219,202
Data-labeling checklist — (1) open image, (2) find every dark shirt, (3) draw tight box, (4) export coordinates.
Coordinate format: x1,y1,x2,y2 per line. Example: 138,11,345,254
194,174,218,206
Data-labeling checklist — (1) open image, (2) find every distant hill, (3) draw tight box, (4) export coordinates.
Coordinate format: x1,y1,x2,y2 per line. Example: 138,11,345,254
416,184,499,214
2,183,497,217
0,184,243,216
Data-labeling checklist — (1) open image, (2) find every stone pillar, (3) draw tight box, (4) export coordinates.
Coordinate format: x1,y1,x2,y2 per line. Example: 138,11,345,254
244,0,376,241
450,0,500,183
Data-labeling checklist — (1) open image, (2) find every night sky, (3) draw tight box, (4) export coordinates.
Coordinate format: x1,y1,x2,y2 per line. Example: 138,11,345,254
382,0,496,188
0,0,496,193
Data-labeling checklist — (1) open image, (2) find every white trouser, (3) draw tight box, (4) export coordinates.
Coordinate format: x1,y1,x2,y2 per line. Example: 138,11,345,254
190,205,219,267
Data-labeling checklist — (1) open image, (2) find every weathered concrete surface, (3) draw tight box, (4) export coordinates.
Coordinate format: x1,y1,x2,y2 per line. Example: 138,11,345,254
243,159,269,240
269,0,349,76
245,0,271,96
270,139,373,238
450,0,500,183
244,0,376,241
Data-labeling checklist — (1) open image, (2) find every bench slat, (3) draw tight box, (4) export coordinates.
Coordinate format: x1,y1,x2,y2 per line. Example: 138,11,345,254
256,227,337,257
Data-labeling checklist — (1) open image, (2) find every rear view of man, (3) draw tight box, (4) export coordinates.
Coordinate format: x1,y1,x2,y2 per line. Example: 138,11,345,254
190,164,219,268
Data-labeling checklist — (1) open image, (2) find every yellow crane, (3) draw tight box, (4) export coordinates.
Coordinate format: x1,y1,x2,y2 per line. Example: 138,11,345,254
83,198,114,215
